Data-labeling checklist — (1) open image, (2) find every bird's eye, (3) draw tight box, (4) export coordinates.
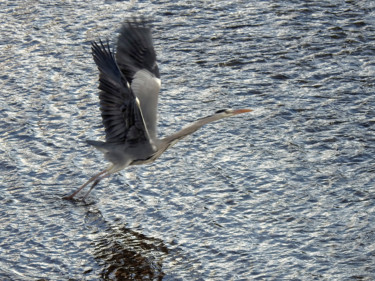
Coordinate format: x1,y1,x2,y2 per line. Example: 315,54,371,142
215,109,228,114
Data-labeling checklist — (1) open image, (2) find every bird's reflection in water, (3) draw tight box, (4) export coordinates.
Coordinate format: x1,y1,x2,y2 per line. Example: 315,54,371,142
92,225,167,280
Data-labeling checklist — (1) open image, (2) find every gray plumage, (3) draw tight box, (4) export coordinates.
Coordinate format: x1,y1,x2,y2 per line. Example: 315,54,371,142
63,19,251,200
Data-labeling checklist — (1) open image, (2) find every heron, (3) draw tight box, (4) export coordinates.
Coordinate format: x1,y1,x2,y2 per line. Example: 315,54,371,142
63,19,252,200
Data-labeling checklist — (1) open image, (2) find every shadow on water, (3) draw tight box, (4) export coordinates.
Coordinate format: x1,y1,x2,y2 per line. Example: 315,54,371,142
62,199,169,280
92,225,167,281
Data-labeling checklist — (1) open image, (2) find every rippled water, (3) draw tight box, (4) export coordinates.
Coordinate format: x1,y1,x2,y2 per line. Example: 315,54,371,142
1,0,375,280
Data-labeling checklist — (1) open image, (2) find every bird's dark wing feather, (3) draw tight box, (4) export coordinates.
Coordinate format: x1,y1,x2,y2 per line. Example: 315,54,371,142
91,40,150,144
115,18,161,140
116,18,160,81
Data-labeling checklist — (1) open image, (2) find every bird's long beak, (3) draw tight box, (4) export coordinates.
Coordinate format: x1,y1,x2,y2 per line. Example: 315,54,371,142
233,108,252,115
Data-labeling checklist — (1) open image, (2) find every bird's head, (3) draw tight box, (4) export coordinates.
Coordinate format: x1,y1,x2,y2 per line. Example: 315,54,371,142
214,108,252,117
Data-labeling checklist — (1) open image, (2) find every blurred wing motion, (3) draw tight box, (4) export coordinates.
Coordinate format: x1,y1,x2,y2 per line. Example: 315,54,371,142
116,19,161,140
91,40,151,145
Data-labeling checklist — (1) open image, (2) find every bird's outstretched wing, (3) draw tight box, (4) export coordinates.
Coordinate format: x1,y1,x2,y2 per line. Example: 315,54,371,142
91,40,151,145
116,18,161,140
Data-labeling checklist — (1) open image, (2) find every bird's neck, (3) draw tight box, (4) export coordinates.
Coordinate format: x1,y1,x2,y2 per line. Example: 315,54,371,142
154,113,225,159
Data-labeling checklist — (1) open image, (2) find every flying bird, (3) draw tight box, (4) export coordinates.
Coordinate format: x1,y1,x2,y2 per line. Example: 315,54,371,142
63,19,252,200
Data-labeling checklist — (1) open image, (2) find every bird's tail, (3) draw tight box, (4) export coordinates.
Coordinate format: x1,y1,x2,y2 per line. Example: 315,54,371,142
86,140,113,153
86,140,129,169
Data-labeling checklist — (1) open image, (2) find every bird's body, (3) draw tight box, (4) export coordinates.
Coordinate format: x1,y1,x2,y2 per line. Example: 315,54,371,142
63,19,251,200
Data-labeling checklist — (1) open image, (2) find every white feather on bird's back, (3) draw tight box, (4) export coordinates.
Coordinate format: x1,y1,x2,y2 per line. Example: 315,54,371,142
131,69,161,140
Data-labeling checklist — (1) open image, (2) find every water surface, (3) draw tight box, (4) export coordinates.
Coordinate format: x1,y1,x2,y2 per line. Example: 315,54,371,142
0,0,375,280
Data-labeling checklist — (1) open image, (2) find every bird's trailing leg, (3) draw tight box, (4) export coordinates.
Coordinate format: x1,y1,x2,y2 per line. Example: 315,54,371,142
63,169,109,200
81,172,111,200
